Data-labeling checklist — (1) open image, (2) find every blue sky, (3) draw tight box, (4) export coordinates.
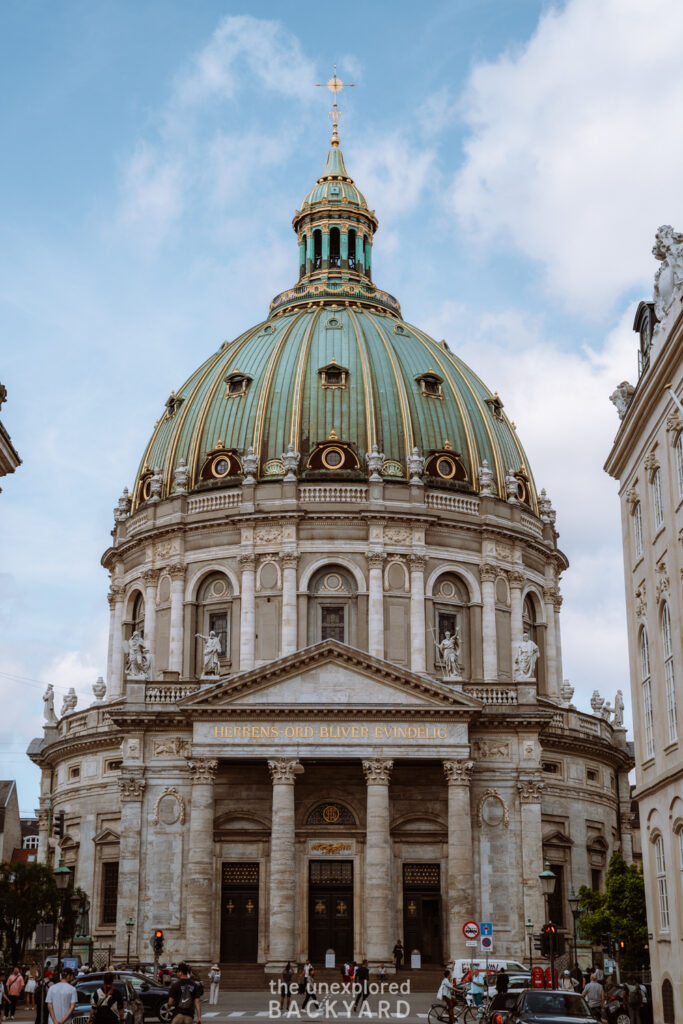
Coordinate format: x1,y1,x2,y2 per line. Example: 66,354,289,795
2,0,681,813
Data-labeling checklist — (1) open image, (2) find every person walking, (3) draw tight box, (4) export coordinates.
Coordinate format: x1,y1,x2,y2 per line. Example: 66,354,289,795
280,964,293,1012
167,964,202,1024
45,968,77,1024
87,973,124,1024
353,960,369,1013
6,967,25,1020
470,970,485,1014
561,970,577,992
26,965,39,1009
495,968,509,995
582,974,605,1022
377,965,386,984
207,967,221,1007
625,976,643,1024
437,969,455,1024
392,941,404,971
301,968,316,1011
0,971,8,1023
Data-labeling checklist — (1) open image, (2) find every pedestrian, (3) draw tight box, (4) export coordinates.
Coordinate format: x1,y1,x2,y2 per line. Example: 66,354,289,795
0,971,8,1023
7,967,25,1020
378,964,386,984
561,970,577,992
45,968,77,1024
570,964,583,990
639,982,650,1024
625,976,642,1024
437,969,455,1024
469,969,485,1011
167,964,202,1024
392,941,404,971
87,973,124,1024
301,968,316,1011
35,975,52,1024
353,960,369,1013
207,966,221,1007
594,965,604,988
582,974,604,1022
26,965,39,1009
280,963,292,1012
495,968,509,994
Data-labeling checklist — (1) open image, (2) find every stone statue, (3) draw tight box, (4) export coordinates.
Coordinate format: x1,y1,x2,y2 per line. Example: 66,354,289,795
114,488,131,523
652,224,683,322
60,687,77,717
436,629,462,680
613,689,625,728
43,684,57,725
505,468,519,503
513,632,539,681
124,631,152,680
590,690,604,716
610,382,635,420
365,443,385,481
194,630,222,678
478,459,494,495
148,468,163,502
75,896,90,939
281,442,301,480
538,489,552,522
92,677,106,702
407,447,424,482
174,458,189,493
243,446,259,482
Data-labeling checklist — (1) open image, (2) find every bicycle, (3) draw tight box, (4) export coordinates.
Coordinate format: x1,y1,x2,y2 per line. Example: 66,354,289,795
427,1000,473,1024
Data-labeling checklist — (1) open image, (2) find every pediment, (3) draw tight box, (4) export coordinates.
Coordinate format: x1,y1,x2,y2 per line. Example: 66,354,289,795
92,827,120,845
180,640,480,712
542,828,573,848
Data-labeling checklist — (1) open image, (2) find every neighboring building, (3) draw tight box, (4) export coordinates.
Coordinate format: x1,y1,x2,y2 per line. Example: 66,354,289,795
0,780,22,862
605,226,683,1024
12,816,41,863
0,383,21,488
29,121,634,973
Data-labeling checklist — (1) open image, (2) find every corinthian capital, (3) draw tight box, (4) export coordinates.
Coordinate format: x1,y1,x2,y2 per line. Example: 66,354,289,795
268,758,303,784
118,773,146,801
367,552,385,570
362,758,393,784
142,566,161,587
409,554,426,572
508,570,525,590
280,552,299,570
239,553,256,572
187,758,218,783
443,760,474,786
479,563,497,583
517,776,544,803
168,562,186,582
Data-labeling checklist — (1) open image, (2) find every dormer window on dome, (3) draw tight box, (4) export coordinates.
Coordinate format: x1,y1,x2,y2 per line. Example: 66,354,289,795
308,430,360,472
425,445,467,482
416,370,444,400
200,442,242,481
224,371,252,399
319,359,348,390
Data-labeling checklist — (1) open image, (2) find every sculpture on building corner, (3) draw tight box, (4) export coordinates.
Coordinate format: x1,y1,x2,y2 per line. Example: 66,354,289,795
513,632,539,681
124,631,153,680
652,224,683,323
432,626,463,681
610,382,635,420
60,687,77,717
43,683,57,724
195,630,222,678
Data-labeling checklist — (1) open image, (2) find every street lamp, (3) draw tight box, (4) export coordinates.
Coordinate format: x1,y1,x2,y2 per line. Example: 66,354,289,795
525,918,534,973
568,890,581,974
53,858,71,975
126,917,135,964
539,860,557,987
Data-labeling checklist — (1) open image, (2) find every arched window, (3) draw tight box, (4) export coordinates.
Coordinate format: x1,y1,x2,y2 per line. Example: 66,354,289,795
195,572,232,674
313,229,322,271
653,468,664,528
308,566,357,646
662,979,675,1024
23,835,39,849
655,835,670,931
523,594,538,647
661,603,678,742
633,501,643,560
132,593,145,637
676,434,683,499
329,227,341,268
348,229,357,270
432,573,470,679
640,629,654,759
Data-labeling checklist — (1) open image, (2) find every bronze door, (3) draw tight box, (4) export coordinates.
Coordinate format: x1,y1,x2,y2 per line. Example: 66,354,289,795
403,864,442,965
221,863,259,963
308,861,353,963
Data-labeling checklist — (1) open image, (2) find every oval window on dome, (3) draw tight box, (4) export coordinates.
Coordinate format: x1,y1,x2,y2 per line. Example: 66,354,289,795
436,456,456,479
213,457,231,478
322,446,345,469
425,450,468,483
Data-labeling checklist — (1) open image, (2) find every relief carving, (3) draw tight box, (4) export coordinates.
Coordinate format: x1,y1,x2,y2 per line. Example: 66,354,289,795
474,739,510,760
477,789,510,828
152,787,186,826
154,736,191,757
310,842,352,855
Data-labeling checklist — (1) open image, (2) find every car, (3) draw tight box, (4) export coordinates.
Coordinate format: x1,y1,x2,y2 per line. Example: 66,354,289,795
485,991,522,1024
72,976,145,1024
114,964,157,977
507,989,596,1023
485,973,532,997
79,971,173,1023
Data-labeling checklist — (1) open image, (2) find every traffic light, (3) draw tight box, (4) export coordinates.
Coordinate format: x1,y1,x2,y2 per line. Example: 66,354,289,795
533,933,544,953
601,932,611,954
54,811,65,838
618,940,626,953
153,929,164,956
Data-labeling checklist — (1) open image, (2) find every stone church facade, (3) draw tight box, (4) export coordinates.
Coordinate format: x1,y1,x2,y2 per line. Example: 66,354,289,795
31,117,633,972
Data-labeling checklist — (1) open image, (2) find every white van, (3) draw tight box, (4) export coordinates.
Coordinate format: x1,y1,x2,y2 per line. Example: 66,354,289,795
451,958,528,982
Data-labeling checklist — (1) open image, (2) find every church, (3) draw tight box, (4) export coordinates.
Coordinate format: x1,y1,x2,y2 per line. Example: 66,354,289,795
29,79,634,973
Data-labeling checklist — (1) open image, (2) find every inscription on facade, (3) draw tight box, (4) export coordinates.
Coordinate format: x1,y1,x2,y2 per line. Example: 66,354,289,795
211,723,450,740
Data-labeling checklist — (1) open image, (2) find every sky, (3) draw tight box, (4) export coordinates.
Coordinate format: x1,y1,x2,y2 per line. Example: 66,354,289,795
1,0,681,813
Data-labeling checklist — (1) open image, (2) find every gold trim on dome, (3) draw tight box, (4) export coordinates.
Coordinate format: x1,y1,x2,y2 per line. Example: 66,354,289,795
290,308,323,447
348,306,376,450
252,312,306,460
358,310,413,457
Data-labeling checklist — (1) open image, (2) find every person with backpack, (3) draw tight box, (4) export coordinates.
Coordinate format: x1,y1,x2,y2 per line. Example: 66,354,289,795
207,967,221,1007
167,964,202,1024
86,974,123,1024
6,967,25,1020
625,976,642,1024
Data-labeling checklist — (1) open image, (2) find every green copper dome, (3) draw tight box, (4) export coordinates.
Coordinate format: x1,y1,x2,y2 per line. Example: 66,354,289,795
132,139,537,512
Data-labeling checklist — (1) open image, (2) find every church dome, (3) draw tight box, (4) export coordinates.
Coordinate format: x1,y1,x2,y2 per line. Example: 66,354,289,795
132,136,537,513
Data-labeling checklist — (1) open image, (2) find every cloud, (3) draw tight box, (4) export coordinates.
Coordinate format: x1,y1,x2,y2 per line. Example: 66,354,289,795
347,132,437,222
452,0,683,316
118,143,184,249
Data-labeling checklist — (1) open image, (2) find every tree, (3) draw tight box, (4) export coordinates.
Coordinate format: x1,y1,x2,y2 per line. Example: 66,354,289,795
578,852,649,971
0,861,60,962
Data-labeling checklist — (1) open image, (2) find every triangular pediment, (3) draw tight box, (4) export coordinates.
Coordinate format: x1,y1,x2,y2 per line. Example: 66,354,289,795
542,828,574,848
180,640,480,712
92,827,120,845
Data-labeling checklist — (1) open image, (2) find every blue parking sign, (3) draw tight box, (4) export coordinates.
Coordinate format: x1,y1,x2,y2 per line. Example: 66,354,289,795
480,922,493,936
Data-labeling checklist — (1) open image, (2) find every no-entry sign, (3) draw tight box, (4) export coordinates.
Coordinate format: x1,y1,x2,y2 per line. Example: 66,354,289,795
463,920,480,940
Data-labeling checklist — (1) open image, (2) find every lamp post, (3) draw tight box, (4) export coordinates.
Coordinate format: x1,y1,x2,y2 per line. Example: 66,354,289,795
568,890,581,975
126,917,135,964
539,860,557,987
53,857,71,975
526,918,534,974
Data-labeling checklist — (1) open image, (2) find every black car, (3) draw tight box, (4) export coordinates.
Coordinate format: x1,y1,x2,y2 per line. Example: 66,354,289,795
507,989,595,1023
117,973,175,1022
485,991,520,1023
72,977,144,1024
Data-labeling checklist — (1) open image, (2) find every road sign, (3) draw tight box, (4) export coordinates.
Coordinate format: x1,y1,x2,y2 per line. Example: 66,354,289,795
465,940,477,947
480,922,493,936
481,935,493,951
463,921,480,939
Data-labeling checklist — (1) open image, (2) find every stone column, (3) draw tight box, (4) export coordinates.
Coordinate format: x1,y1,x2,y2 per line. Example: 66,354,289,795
108,584,125,698
186,758,218,963
409,555,426,673
443,760,475,962
368,552,385,660
280,553,298,657
509,571,524,649
240,554,256,671
480,564,498,681
115,772,146,956
543,587,559,699
363,758,393,966
267,758,303,970
553,592,563,689
517,776,546,930
143,567,159,655
168,564,186,674
37,802,50,865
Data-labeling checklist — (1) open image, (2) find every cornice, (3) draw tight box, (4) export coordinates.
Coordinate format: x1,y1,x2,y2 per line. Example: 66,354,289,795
541,730,634,769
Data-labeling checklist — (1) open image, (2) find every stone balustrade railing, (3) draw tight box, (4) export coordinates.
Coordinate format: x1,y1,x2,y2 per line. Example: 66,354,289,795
426,492,480,515
298,484,368,503
145,684,200,704
464,685,518,705
126,510,150,535
520,512,543,537
187,491,241,514
546,706,613,740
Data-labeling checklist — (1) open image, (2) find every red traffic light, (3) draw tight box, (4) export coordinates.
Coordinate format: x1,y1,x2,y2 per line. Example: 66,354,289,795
618,940,625,949
154,929,163,938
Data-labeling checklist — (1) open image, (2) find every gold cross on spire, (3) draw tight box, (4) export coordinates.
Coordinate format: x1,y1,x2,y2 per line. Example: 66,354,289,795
316,64,355,145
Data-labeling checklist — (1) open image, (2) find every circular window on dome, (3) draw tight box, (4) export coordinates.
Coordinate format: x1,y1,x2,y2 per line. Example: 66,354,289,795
212,457,231,478
141,477,152,501
436,456,456,479
321,446,345,470
516,480,528,503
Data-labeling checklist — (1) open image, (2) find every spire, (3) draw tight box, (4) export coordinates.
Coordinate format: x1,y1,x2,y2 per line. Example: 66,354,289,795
316,64,355,149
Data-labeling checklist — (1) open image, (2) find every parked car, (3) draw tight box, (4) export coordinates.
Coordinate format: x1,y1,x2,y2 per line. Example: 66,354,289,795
71,976,144,1024
114,964,157,977
507,990,595,1023
485,991,524,1024
485,974,532,997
